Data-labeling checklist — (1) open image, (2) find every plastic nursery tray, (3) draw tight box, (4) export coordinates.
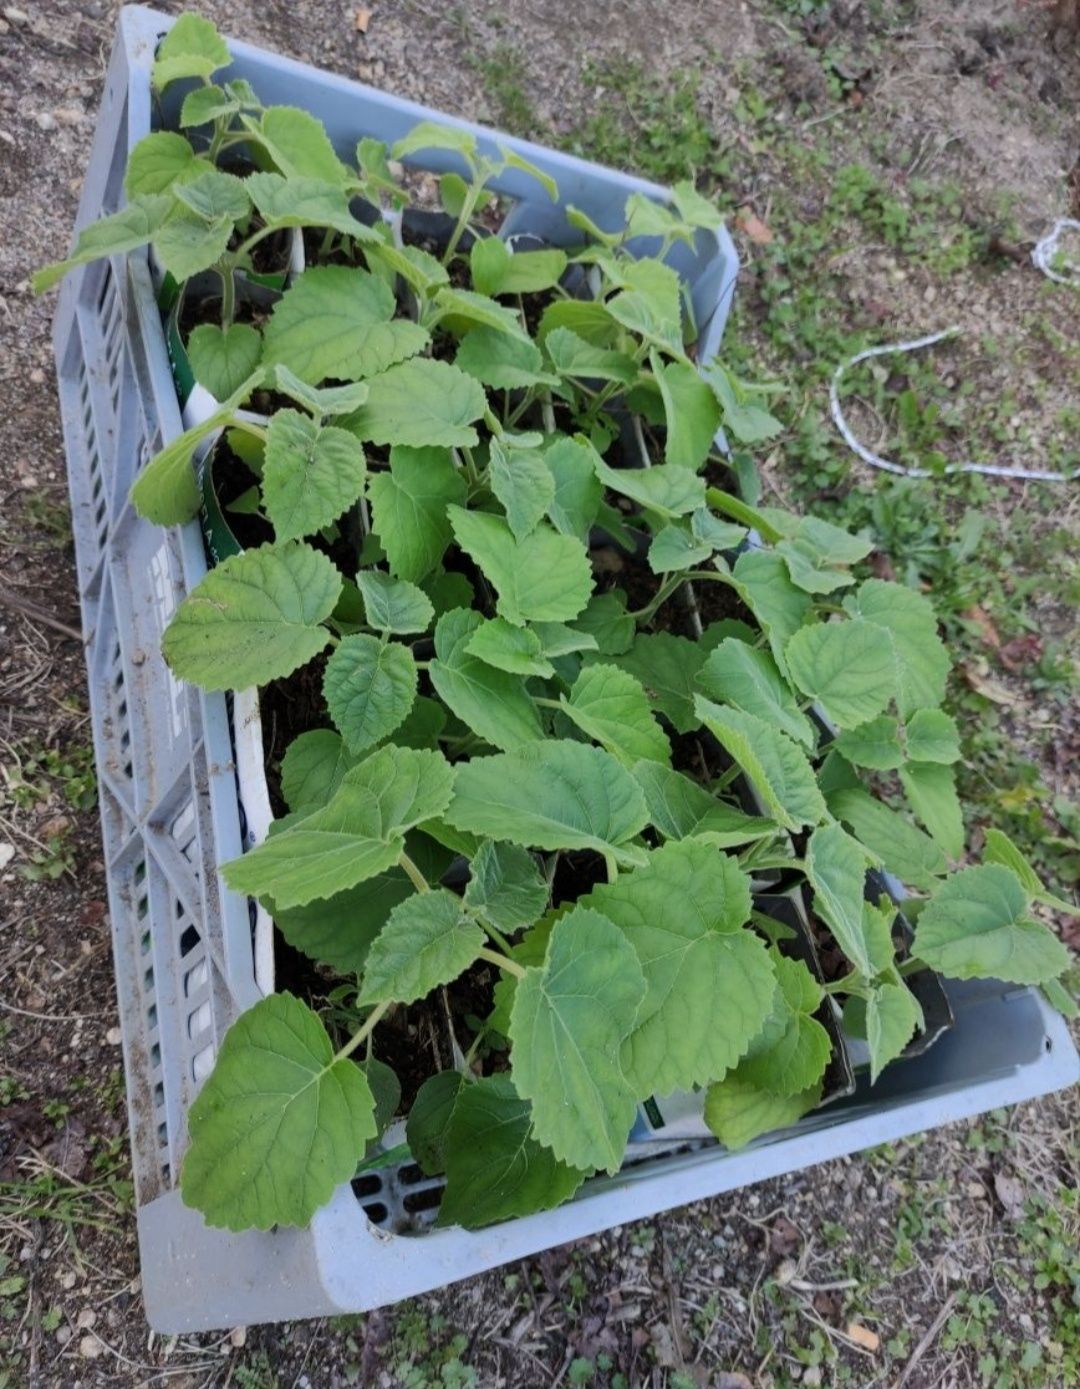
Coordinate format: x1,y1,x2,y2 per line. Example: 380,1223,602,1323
50,3,1079,1333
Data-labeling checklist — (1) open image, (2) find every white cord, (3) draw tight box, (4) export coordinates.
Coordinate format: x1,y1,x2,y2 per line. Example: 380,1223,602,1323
1031,217,1080,286
829,326,1078,483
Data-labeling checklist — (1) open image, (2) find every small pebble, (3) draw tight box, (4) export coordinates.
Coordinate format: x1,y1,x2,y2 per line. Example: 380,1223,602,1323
76,1308,96,1330
106,1026,122,1046
36,112,56,131
3,7,29,22
78,1335,102,1359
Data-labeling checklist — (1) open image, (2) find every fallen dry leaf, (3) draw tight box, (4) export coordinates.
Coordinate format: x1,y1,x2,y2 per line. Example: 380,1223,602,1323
963,604,1001,650
994,1170,1026,1220
846,1321,881,1353
354,6,372,32
998,634,1043,672
735,207,773,245
769,1214,801,1258
959,661,1016,706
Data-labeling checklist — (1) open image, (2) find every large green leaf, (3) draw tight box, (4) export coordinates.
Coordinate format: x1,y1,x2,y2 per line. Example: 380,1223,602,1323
455,328,557,390
654,357,721,470
447,507,593,625
153,208,234,282
606,259,684,355
223,746,453,907
785,621,897,730
584,839,771,1095
162,542,340,691
446,741,649,865
543,440,604,543
255,106,351,184
694,698,826,831
280,729,358,815
368,446,467,582
174,170,252,223
273,870,413,974
805,823,875,979
827,788,946,890
913,865,1069,985
983,829,1080,917
866,982,923,1084
471,238,568,296
647,523,713,573
704,1073,821,1150
899,762,964,860
833,716,905,771
631,761,776,847
180,993,375,1230
187,323,263,402
223,785,404,909
698,638,816,747
601,631,706,734
124,131,199,197
464,841,549,931
323,635,417,754
560,664,671,767
407,1071,465,1177
263,267,428,385
359,889,485,1004
271,365,370,418
152,13,230,90
465,618,554,679
544,327,637,385
33,194,172,294
739,954,831,1097
905,709,961,764
489,441,555,540
245,172,376,239
571,592,635,656
347,358,488,448
355,570,434,635
437,1075,587,1229
847,579,949,717
428,608,543,751
432,286,532,344
730,549,812,679
510,906,646,1173
262,410,366,541
591,455,705,519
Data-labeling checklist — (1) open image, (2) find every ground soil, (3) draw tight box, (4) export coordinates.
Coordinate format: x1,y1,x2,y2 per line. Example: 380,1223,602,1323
1,2,1078,1386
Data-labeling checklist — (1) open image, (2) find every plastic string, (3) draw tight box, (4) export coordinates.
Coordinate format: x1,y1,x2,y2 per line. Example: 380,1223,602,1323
829,326,1079,483
1031,216,1080,286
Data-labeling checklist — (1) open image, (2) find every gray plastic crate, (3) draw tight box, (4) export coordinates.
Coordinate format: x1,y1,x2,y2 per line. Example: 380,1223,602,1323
51,5,1078,1335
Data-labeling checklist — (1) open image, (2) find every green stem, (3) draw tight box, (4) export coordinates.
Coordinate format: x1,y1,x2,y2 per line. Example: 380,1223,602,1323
398,851,430,894
823,973,865,997
629,574,684,622
705,487,783,543
602,851,618,884
477,946,526,980
443,187,481,265
898,957,929,979
334,999,392,1062
219,265,235,328
475,916,515,957
506,389,536,429
234,222,284,263
230,418,268,442
456,447,480,487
